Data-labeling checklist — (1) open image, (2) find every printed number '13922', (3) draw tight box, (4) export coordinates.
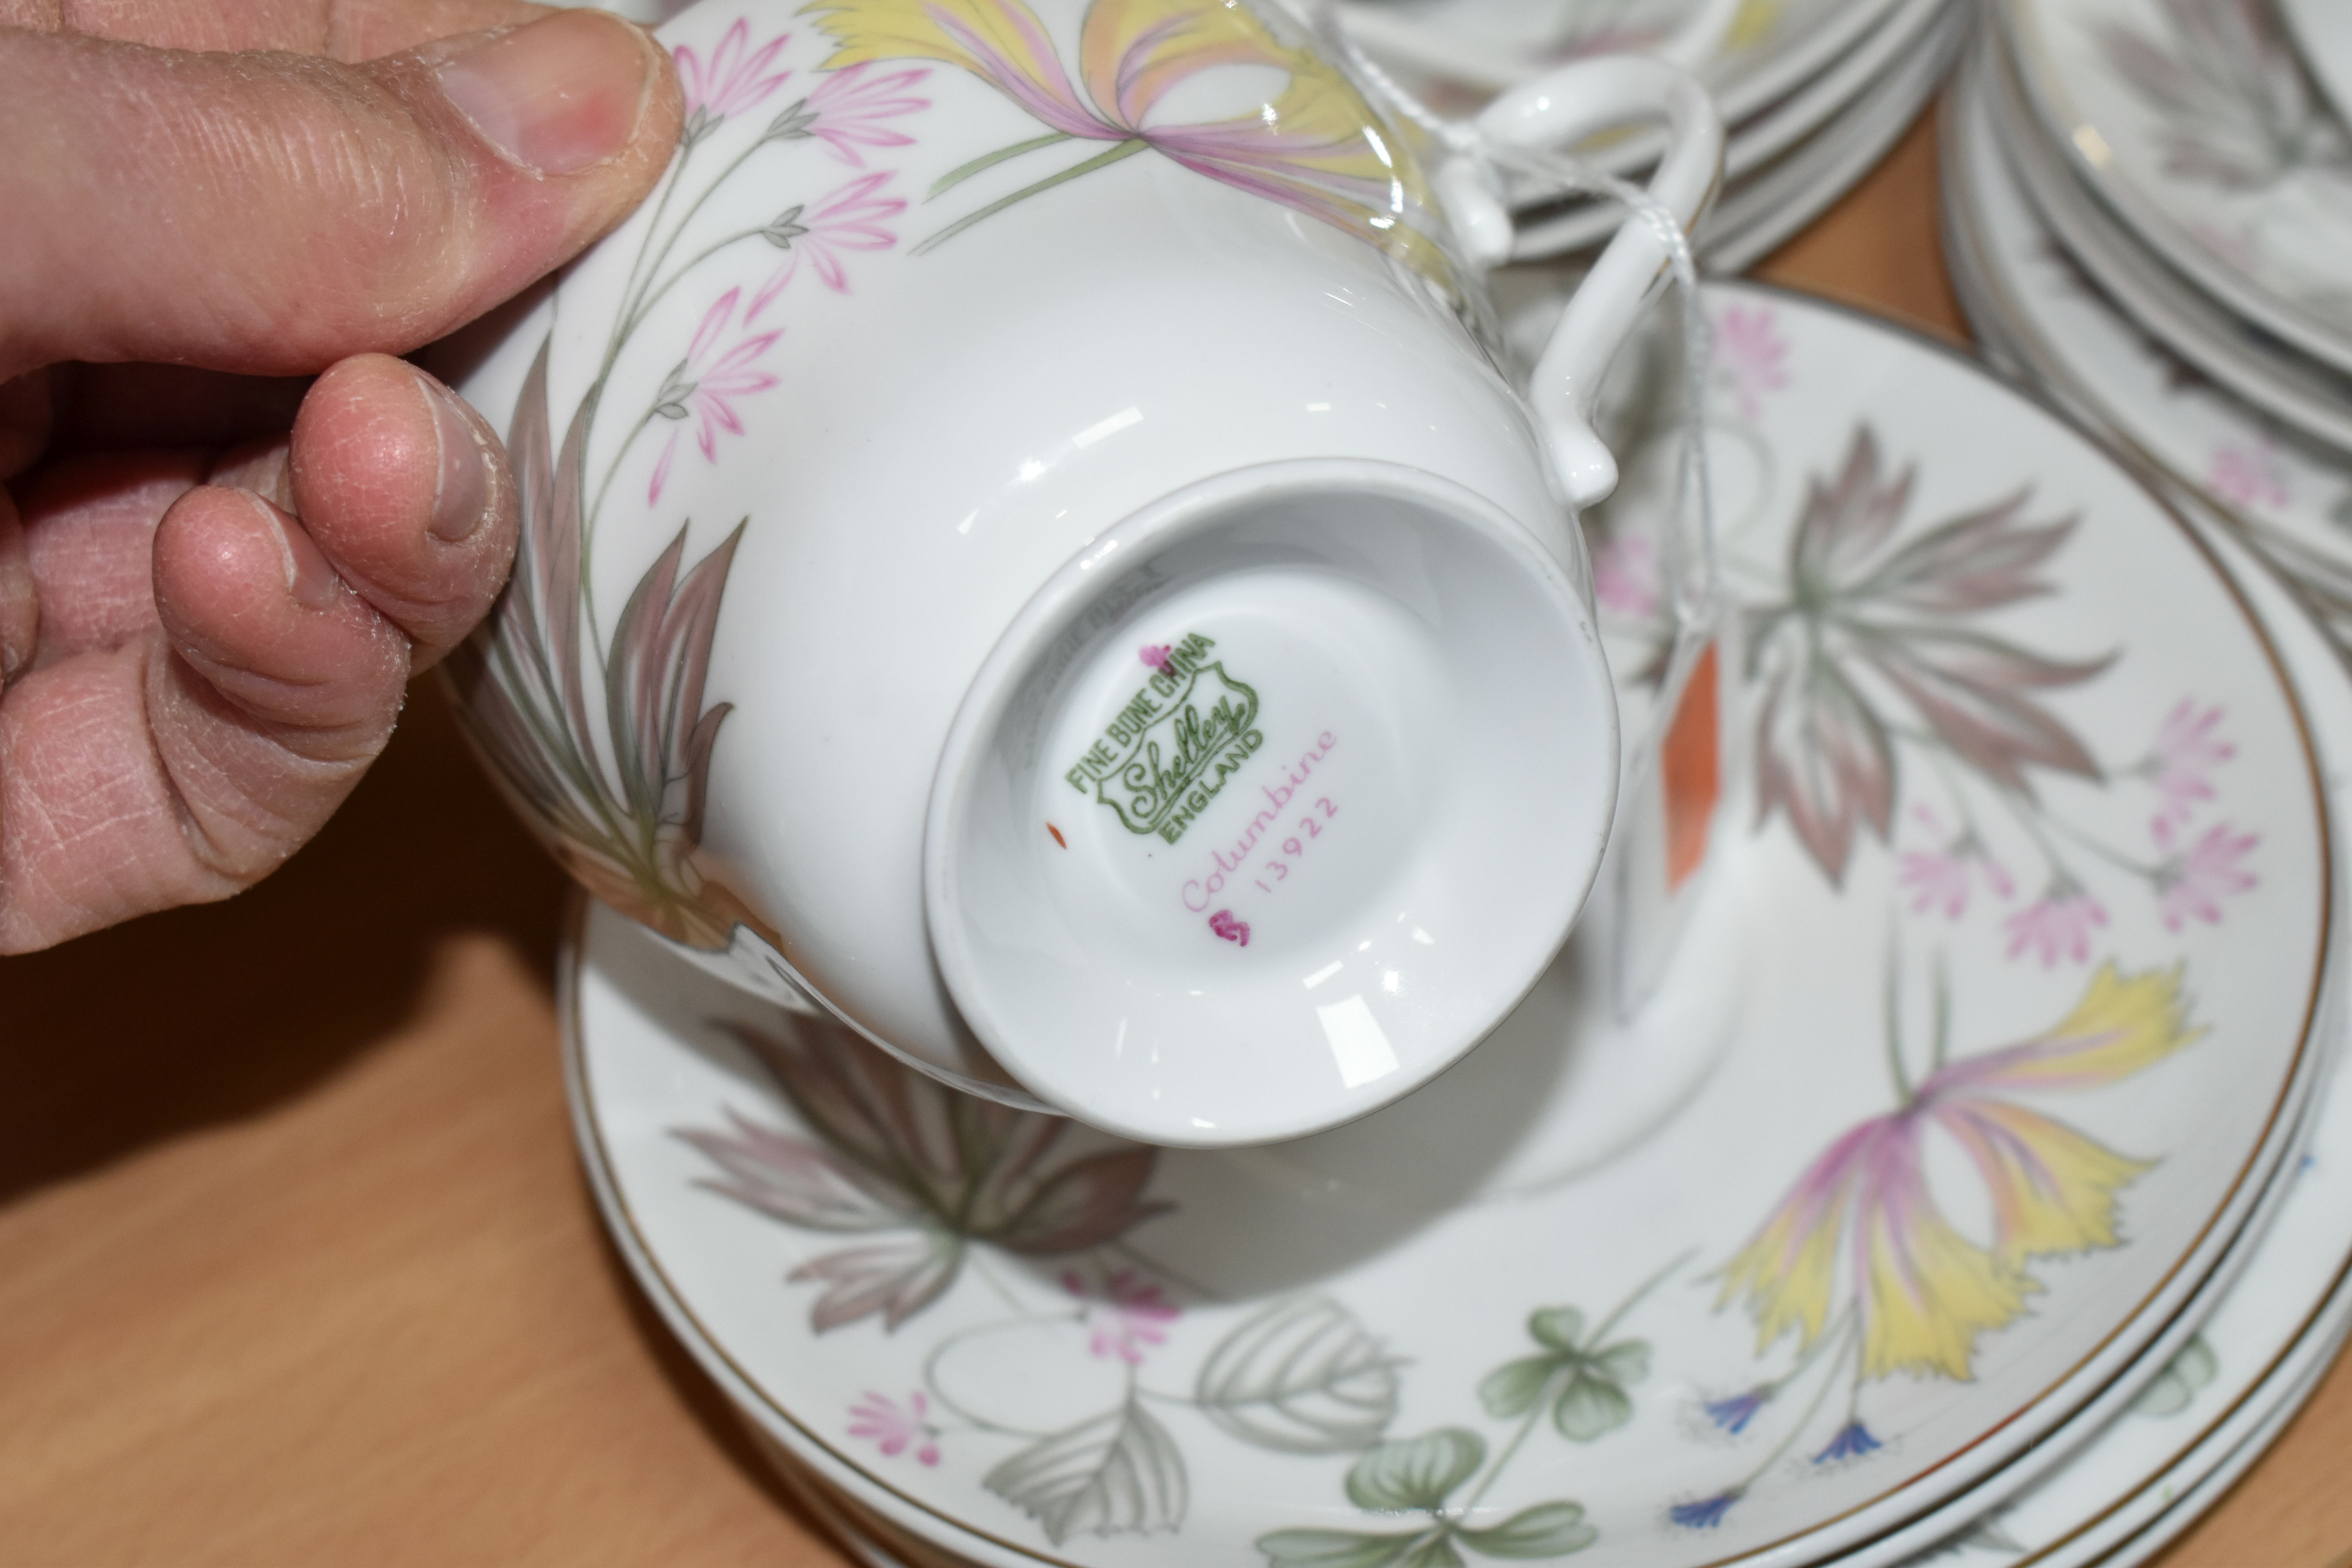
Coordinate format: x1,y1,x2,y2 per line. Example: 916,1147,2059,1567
1255,798,1338,894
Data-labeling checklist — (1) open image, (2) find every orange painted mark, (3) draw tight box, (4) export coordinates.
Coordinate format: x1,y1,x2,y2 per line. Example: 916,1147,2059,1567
1047,823,1067,849
1662,641,1721,891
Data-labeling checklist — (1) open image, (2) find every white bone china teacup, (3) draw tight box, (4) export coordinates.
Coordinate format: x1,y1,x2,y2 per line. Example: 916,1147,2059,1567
439,0,1723,1145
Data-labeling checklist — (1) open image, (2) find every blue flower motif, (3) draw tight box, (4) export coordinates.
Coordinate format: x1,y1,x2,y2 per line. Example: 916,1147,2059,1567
1702,1390,1767,1434
1813,1421,1883,1463
1670,1490,1741,1529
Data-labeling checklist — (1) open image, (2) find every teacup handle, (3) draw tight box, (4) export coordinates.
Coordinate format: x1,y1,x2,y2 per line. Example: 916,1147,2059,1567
1434,57,1723,508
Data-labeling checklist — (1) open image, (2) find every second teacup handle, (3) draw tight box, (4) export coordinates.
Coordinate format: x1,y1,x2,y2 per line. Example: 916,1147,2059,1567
1436,57,1723,508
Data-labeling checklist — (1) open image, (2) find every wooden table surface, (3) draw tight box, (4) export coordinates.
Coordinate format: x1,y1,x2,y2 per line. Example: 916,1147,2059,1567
6,105,2352,1568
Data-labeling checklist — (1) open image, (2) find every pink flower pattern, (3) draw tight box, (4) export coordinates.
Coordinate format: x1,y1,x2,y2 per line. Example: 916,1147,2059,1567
1714,304,1792,421
803,0,1455,278
1897,806,2014,920
1593,532,1661,619
753,171,907,299
1900,848,1973,919
1063,1268,1180,1364
2147,701,2234,829
848,1390,941,1465
2206,437,2291,512
806,62,932,165
2154,820,2259,931
677,18,794,137
2005,887,2110,966
648,287,781,504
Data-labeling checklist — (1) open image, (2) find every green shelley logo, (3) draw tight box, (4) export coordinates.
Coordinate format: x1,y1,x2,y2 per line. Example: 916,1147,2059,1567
1063,633,1265,844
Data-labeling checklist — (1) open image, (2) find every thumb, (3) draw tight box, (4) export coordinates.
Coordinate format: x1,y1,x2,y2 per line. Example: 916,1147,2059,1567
0,10,683,381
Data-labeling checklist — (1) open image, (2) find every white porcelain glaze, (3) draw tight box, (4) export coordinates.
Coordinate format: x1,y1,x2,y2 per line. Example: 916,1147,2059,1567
557,285,2333,1568
1338,0,1908,132
2281,0,2352,127
1495,0,1960,265
1978,33,2352,454
586,507,2352,1568
439,0,1723,1140
2002,0,2352,376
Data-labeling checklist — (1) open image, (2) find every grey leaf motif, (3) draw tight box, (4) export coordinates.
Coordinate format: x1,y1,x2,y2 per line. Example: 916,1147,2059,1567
676,1012,1169,1333
984,1399,1187,1544
763,204,810,248
1196,1295,1401,1454
1345,1429,1485,1514
675,1109,913,1232
445,336,763,952
1855,626,2112,796
1748,424,2109,884
787,1233,962,1333
1856,494,2074,615
1752,642,1898,884
2092,0,2348,189
1457,1502,1599,1559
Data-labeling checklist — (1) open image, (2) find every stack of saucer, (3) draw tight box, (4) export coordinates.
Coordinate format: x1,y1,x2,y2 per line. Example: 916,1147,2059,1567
566,281,2352,1568
1942,4,2352,659
1334,0,1970,268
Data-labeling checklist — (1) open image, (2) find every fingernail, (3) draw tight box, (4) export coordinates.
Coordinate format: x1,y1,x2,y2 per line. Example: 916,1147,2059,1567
437,12,657,177
207,437,295,511
259,497,344,612
421,376,492,543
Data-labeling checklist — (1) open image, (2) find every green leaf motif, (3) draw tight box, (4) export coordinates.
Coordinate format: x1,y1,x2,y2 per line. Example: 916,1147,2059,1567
1197,1295,1401,1455
2132,1334,2219,1419
1592,1339,1650,1385
1478,1356,1559,1420
1551,1372,1634,1443
1458,1501,1600,1559
1402,1536,1467,1568
1258,1529,1417,1568
1528,1307,1585,1351
983,1400,1186,1544
1346,1429,1486,1513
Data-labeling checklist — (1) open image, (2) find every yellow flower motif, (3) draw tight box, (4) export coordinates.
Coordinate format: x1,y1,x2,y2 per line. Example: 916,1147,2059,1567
798,0,1458,282
1717,963,2199,1383
1722,0,1780,53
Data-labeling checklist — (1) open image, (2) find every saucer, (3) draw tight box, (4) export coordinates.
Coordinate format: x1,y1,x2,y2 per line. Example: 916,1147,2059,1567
1943,48,2352,605
1975,37,2352,454
1700,2,1965,272
1342,0,1907,125
2000,0,2352,377
1941,50,2352,657
566,285,2330,1568
1494,0,1964,265
2281,0,2352,127
1849,510,2352,1568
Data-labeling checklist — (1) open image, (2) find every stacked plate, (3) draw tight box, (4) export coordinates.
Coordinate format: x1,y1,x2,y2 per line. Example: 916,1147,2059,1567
1933,19,2352,1545
567,280,2352,1568
1944,4,2352,651
1332,0,1971,269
